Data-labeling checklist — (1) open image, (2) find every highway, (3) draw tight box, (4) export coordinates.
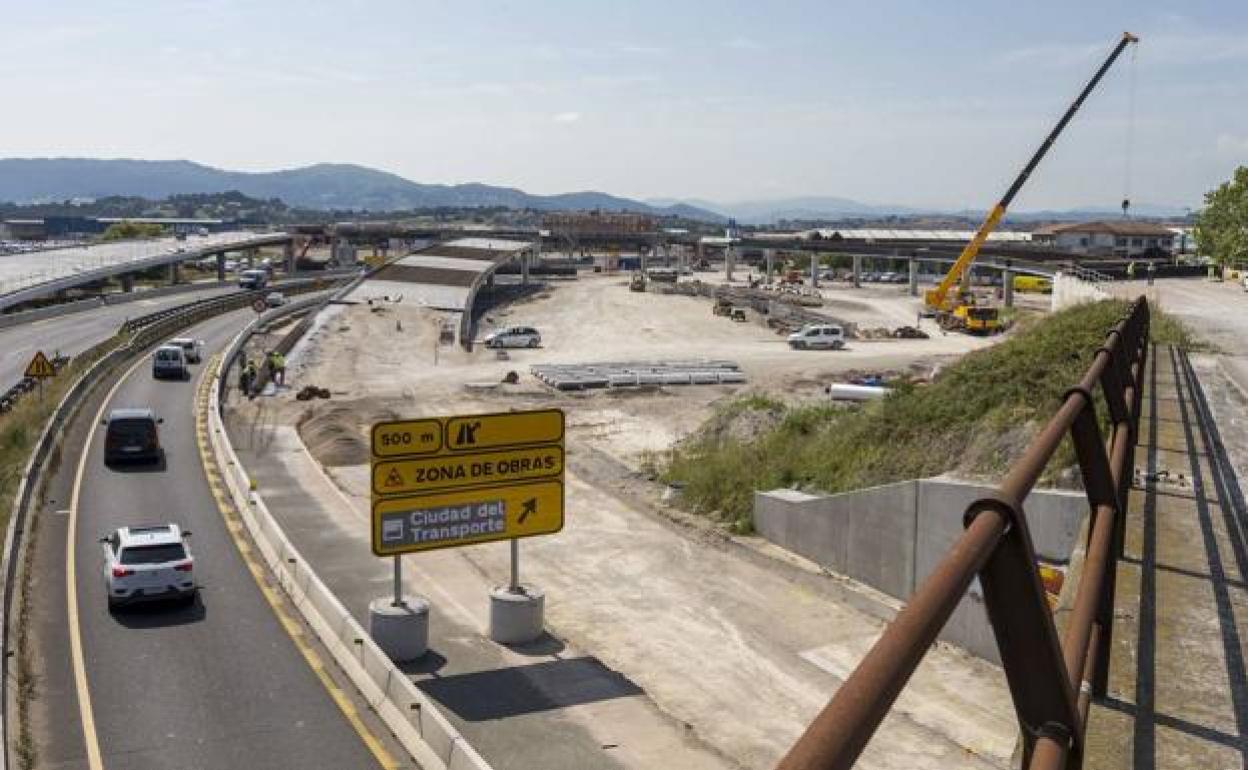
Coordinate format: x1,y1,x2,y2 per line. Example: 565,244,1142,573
24,309,393,770
0,285,237,390
0,232,263,294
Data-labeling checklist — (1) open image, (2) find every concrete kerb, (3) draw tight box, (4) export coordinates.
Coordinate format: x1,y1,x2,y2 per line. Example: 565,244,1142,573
206,299,491,770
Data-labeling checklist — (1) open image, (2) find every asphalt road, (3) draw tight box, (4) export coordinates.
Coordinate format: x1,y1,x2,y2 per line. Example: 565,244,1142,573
0,286,238,391
57,310,384,770
0,232,262,294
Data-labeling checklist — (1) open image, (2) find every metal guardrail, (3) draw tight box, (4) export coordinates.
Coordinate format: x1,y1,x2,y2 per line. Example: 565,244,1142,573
777,298,1150,770
119,275,338,333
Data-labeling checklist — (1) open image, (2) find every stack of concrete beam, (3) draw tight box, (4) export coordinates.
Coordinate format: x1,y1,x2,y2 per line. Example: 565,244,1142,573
531,361,746,390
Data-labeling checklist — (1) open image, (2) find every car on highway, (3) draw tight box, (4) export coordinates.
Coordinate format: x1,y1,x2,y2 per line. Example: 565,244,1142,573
152,344,189,380
102,408,164,465
264,291,287,308
788,323,846,350
484,325,542,349
169,337,204,364
239,268,268,290
100,524,196,609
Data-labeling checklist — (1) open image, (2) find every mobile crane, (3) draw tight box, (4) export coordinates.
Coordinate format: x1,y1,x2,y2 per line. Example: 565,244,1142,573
926,31,1139,333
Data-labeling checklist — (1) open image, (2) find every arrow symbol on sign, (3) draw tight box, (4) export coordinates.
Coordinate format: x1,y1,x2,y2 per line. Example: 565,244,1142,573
519,498,537,524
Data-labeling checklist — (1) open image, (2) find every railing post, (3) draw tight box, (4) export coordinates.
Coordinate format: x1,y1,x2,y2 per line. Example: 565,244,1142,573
973,495,1081,767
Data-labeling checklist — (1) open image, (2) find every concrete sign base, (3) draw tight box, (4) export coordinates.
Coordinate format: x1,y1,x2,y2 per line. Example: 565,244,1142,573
488,585,545,644
368,595,430,661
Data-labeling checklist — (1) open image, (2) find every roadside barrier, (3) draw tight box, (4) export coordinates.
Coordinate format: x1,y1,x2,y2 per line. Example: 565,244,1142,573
206,283,493,770
0,279,343,770
777,298,1150,770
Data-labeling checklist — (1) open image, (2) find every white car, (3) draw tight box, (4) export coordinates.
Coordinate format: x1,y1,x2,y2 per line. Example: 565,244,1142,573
788,324,846,350
152,344,189,379
100,524,196,609
264,291,287,308
484,325,542,349
168,337,204,363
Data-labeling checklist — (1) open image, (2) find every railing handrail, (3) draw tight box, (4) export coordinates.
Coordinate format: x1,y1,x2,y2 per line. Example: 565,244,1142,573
777,298,1149,770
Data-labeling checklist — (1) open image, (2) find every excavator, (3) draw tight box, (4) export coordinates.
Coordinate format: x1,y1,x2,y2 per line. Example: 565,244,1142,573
926,31,1138,333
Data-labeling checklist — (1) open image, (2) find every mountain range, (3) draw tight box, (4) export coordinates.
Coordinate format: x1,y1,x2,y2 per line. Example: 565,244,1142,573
0,158,1188,225
648,196,1189,224
0,158,722,221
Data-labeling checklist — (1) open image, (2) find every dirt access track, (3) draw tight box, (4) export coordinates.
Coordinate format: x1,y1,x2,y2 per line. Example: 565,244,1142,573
233,271,1017,769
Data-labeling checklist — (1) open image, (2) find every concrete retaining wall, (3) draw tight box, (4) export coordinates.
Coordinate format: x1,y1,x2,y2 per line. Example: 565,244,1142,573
1050,271,1109,311
754,477,1085,663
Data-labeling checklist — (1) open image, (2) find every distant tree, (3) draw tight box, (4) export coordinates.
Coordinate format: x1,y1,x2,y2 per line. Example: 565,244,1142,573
100,221,165,241
1194,166,1248,266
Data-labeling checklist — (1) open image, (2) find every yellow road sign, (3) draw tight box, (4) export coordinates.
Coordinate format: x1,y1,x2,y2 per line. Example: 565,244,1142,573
370,408,567,555
372,479,564,555
371,418,443,458
24,351,56,379
444,409,564,453
373,445,563,496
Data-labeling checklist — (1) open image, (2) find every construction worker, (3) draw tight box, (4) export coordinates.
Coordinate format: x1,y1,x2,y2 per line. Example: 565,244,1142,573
1126,261,1136,281
269,350,287,387
1146,261,1155,286
239,358,257,397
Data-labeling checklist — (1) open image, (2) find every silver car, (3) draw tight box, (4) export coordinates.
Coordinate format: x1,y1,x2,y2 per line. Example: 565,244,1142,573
168,337,204,364
152,345,189,379
788,324,846,350
484,325,542,349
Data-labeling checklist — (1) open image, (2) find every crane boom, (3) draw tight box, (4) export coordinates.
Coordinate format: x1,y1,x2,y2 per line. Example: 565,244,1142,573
926,31,1139,312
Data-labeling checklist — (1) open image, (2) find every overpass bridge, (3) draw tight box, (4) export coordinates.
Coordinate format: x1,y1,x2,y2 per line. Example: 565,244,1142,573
0,231,294,312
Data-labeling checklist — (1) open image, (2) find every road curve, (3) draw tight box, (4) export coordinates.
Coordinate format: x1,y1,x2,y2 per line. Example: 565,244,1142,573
64,309,383,770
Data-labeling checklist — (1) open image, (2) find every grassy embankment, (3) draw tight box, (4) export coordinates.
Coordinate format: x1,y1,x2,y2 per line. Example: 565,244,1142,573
662,299,1200,532
0,336,123,523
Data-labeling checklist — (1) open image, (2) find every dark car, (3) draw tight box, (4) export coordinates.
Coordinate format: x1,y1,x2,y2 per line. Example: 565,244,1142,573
103,408,164,465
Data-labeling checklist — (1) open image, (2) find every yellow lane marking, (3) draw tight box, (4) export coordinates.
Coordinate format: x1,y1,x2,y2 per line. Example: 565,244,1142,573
192,359,398,770
67,352,152,770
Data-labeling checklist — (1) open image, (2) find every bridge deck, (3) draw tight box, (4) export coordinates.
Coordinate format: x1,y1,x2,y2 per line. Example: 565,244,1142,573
1084,344,1248,768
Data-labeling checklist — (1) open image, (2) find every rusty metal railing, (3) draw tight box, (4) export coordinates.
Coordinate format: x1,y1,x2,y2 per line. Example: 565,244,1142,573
778,298,1150,770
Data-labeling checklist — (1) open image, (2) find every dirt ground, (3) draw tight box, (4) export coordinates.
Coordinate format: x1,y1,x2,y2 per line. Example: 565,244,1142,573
283,273,995,468
240,271,1019,768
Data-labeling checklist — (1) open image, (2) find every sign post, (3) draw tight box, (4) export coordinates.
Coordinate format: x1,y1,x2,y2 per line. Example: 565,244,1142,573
370,408,565,647
24,351,58,402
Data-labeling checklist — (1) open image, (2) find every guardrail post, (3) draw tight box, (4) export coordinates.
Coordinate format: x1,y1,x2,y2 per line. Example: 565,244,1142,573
970,495,1081,767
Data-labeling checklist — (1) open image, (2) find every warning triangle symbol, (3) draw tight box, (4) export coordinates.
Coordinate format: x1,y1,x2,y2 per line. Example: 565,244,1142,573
384,467,404,488
24,351,56,379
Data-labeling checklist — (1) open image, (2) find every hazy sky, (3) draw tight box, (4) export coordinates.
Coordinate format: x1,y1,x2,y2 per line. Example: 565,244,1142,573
1,1,1244,210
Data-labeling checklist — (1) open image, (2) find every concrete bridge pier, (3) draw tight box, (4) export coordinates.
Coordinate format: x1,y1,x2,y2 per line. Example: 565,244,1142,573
283,241,295,275
696,241,705,270
168,262,180,285
909,259,919,297
726,245,735,282
810,253,819,288
1003,261,1015,308
852,254,862,288
521,250,531,285
216,252,227,282
120,274,135,293
765,249,775,284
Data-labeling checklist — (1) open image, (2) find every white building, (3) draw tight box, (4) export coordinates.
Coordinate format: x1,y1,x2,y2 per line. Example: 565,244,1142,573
1032,220,1174,257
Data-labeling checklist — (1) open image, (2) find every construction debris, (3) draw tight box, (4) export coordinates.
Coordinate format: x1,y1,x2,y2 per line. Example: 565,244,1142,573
295,384,332,401
531,361,746,391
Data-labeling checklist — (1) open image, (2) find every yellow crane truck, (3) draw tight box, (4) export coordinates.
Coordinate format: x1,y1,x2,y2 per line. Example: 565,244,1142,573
926,32,1139,333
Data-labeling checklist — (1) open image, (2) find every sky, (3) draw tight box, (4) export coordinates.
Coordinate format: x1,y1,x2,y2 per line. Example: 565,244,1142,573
1,0,1245,211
